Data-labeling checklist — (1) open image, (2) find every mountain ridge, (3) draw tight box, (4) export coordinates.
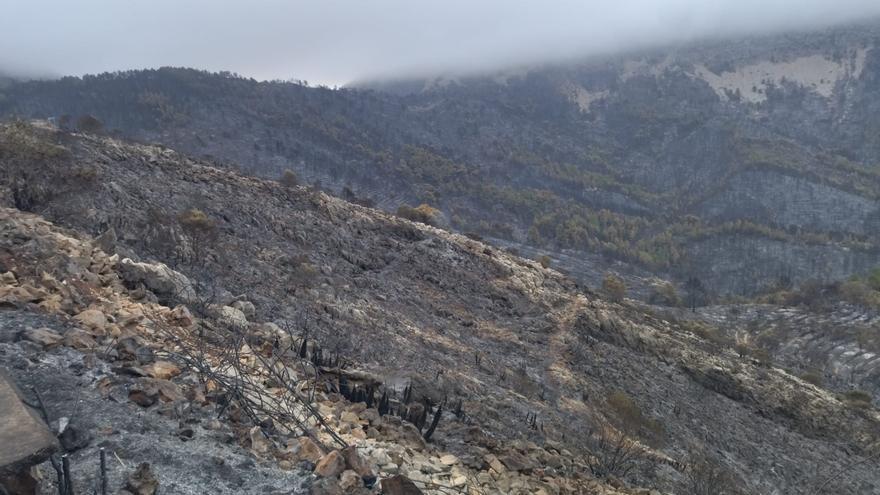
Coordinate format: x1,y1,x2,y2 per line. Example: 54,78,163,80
3,20,880,297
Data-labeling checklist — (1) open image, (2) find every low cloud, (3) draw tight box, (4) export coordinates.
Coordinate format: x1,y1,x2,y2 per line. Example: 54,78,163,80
2,0,880,85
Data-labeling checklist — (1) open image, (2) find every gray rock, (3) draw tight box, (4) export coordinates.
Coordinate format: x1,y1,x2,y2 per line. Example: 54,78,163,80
118,258,196,302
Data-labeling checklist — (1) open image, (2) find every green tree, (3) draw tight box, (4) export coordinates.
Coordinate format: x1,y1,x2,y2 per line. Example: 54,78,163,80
279,169,299,187
75,114,103,134
602,273,626,303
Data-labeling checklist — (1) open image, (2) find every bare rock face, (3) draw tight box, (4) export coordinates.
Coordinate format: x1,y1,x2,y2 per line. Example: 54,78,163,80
313,450,346,478
124,462,159,495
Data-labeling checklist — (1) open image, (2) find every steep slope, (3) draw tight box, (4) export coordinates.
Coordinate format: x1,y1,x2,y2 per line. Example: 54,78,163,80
697,302,880,402
3,23,880,296
1,122,879,494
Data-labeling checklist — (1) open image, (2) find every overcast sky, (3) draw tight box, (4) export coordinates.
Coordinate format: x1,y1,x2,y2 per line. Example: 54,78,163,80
3,0,880,85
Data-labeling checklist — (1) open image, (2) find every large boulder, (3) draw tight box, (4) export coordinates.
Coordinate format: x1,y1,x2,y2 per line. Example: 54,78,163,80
0,370,59,480
118,259,196,302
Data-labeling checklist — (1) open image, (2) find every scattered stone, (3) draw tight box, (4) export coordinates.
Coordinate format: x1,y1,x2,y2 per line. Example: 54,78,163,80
314,450,346,478
498,451,535,473
371,448,392,466
59,422,92,452
484,454,506,474
249,426,271,455
116,337,154,364
128,379,182,407
129,387,157,407
124,462,159,495
63,329,97,350
310,477,344,495
340,411,360,424
439,454,458,466
152,379,182,402
203,419,223,431
291,436,324,463
231,299,256,319
380,474,423,495
359,408,380,425
0,271,17,285
341,445,375,485
218,305,248,327
177,428,195,441
142,361,181,380
116,366,148,378
339,469,361,491
450,474,468,487
22,327,62,348
169,305,194,327
73,308,108,334
185,384,207,405
397,423,427,450
115,308,145,328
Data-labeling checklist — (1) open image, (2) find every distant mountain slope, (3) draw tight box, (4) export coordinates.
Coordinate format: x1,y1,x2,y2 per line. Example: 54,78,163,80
2,21,880,295
2,121,880,494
